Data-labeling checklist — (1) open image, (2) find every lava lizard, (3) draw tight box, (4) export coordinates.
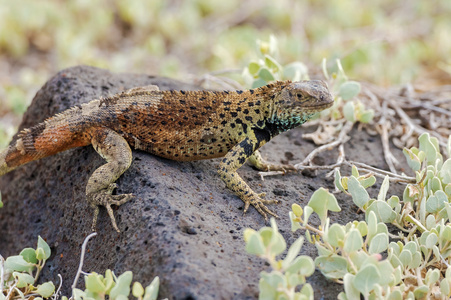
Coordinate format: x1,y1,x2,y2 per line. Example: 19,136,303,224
0,80,333,232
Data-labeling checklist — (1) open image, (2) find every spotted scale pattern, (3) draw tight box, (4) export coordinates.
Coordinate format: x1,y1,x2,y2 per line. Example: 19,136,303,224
0,80,334,231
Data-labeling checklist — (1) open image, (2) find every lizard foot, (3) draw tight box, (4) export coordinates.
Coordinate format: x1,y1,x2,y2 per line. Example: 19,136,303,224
243,192,279,220
88,183,134,232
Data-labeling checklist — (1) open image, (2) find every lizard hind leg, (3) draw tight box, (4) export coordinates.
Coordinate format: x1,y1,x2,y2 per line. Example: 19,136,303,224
87,127,133,232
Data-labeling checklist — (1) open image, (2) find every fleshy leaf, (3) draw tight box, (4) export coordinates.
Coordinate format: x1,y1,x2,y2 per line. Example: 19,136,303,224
36,282,55,298
143,277,160,300
37,236,51,260
307,188,341,225
339,81,361,100
353,264,380,295
348,176,370,208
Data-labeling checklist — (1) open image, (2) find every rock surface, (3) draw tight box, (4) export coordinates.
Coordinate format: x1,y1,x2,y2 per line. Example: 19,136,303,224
0,66,400,299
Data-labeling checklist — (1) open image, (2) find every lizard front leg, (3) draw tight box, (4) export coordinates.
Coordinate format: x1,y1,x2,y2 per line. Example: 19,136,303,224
87,127,133,232
218,137,278,220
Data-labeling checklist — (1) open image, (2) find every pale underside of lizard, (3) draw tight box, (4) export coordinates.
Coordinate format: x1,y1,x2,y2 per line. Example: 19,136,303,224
0,80,334,232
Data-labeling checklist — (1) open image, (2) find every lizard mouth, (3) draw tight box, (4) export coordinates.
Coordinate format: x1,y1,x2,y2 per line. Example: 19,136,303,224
302,101,334,111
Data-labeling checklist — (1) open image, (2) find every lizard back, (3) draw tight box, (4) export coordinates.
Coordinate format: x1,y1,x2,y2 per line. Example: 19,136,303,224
103,86,280,161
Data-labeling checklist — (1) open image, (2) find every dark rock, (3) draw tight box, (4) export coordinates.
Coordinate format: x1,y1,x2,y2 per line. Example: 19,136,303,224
0,65,402,299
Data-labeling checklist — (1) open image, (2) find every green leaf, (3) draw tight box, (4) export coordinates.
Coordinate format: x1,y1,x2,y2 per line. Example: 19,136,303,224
37,236,51,260
282,236,304,270
413,285,428,299
143,277,159,300
245,230,265,255
376,260,395,286
334,169,346,192
353,264,380,295
368,233,388,254
292,203,303,217
326,223,345,248
388,289,403,300
303,206,314,225
268,218,286,256
419,133,439,165
4,255,34,272
315,255,348,279
248,62,260,76
430,176,443,192
257,67,275,82
404,241,418,254
367,211,378,240
440,278,450,297
73,288,86,300
440,226,451,244
315,243,333,257
20,248,38,264
387,196,400,209
359,109,374,123
339,81,361,100
446,184,451,196
365,200,396,223
252,78,267,89
377,176,390,202
283,62,308,81
388,242,400,256
85,272,107,294
360,175,376,189
36,248,46,261
104,269,115,293
299,283,314,298
348,176,370,208
343,273,360,300
426,215,436,230
398,250,412,268
425,232,438,248
307,188,341,225
13,272,35,288
322,58,329,80
285,255,315,276
260,271,286,289
268,35,278,57
132,282,144,298
425,268,440,286
352,165,360,177
264,54,282,72
356,221,368,237
343,101,356,122
36,282,55,298
109,271,133,299
289,211,302,232
403,148,422,171
343,228,363,253
258,277,278,300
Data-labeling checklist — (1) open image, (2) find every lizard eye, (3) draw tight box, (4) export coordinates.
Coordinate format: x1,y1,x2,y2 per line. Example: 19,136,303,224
297,93,303,99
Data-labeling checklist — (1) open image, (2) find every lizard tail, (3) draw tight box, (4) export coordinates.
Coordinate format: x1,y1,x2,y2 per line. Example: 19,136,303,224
0,108,93,177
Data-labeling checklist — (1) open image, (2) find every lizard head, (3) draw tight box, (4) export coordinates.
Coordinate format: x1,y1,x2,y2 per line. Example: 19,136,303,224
271,80,334,126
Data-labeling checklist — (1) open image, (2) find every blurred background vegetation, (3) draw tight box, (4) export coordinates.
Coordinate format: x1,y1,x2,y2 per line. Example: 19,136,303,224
1,0,451,146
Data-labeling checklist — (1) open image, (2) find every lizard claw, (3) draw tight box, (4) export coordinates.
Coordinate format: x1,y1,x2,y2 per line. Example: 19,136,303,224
88,188,134,232
242,192,279,220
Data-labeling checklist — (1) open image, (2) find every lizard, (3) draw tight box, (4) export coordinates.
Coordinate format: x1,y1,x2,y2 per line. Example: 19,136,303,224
0,79,333,232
